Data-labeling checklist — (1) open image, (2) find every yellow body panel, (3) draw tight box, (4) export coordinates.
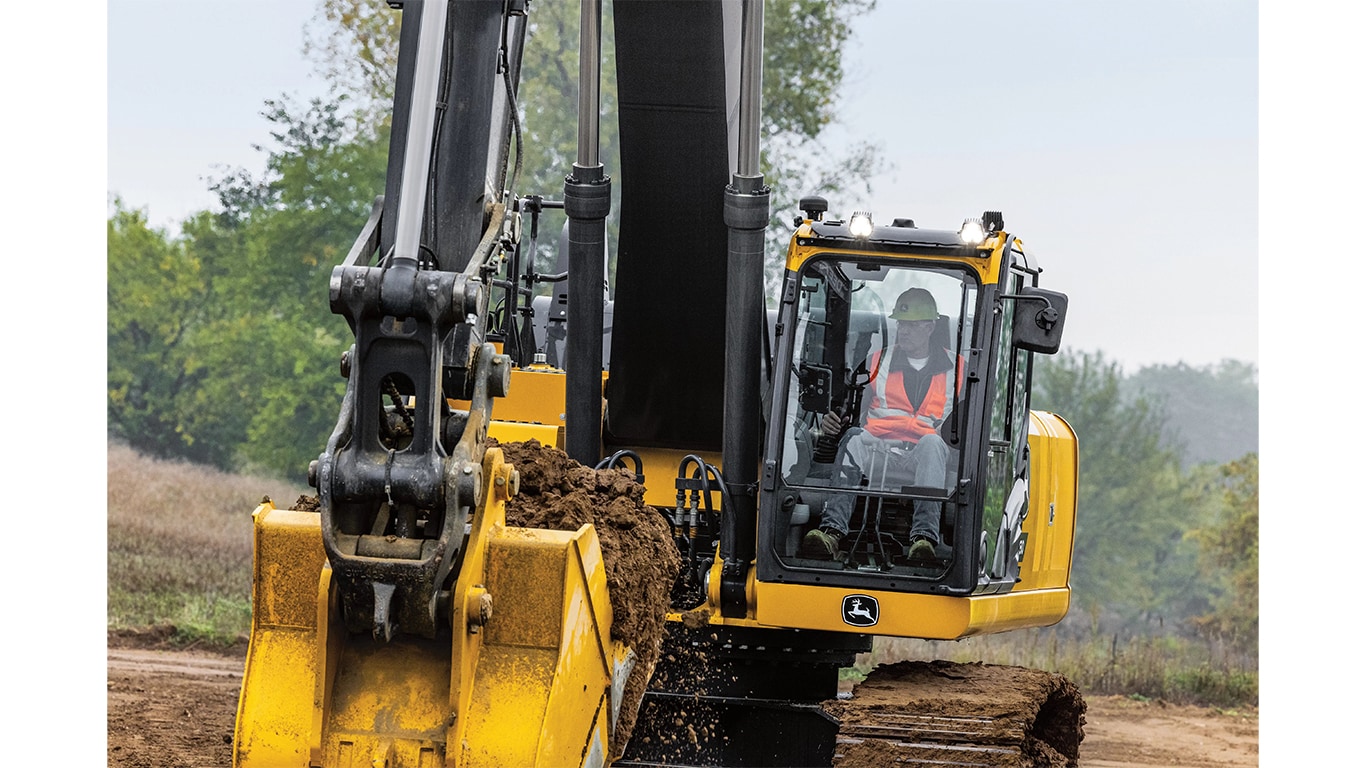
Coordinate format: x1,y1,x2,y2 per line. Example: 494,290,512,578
234,448,628,768
608,445,724,508
486,367,572,428
1017,411,1079,592
751,581,1070,639
487,420,564,449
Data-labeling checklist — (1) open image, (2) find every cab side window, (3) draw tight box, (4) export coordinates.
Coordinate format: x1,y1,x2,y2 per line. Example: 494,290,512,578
983,269,1032,579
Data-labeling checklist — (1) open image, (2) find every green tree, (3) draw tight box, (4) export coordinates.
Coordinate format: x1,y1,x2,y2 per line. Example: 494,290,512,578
108,201,254,467
107,92,389,476
108,201,204,459
758,0,884,296
1031,350,1215,630
304,0,401,119
1191,453,1258,652
203,94,390,477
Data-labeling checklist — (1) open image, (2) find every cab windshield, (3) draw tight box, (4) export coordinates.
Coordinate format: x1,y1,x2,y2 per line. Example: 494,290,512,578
776,257,980,574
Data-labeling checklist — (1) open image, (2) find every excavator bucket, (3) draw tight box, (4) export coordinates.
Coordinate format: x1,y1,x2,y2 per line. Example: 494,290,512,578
233,449,635,768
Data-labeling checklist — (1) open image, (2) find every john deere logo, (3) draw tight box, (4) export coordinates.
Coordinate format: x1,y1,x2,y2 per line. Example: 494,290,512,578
841,595,879,627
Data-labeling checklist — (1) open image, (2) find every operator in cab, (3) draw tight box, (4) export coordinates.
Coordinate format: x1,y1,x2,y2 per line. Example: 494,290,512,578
799,287,964,561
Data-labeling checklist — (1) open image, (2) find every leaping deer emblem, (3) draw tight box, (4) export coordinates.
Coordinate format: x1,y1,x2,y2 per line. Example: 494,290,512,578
843,596,878,625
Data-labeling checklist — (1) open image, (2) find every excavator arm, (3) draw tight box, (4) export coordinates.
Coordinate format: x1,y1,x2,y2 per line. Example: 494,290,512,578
313,0,525,641
234,2,636,765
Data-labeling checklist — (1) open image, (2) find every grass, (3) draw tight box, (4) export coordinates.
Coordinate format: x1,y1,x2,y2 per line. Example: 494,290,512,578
107,440,309,644
107,440,1257,707
853,626,1258,709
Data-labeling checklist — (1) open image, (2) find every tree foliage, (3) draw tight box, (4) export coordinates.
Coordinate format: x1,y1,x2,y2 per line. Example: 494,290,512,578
1191,453,1258,652
108,96,386,478
760,0,885,297
1124,360,1258,469
208,95,388,476
303,0,401,120
107,202,236,466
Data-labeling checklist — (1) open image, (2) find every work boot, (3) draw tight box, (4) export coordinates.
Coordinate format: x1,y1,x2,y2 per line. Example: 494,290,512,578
799,527,842,560
908,537,936,562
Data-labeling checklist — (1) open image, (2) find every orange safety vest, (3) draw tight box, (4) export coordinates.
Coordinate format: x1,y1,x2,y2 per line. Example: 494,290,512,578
865,349,964,442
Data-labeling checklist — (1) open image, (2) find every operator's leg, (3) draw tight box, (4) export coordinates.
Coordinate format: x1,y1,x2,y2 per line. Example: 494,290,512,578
907,433,949,546
800,430,881,559
818,429,877,535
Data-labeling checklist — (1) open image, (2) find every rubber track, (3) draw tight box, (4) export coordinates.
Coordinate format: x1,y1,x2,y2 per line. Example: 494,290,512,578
828,660,1087,768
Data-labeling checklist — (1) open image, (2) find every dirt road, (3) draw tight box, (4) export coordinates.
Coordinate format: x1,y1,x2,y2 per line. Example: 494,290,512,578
107,637,1257,767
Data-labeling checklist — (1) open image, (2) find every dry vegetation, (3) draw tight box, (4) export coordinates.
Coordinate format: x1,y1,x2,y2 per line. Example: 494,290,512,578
860,630,1257,709
107,440,309,642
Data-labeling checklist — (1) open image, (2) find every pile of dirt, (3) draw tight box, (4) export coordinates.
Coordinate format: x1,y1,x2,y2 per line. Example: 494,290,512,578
495,439,681,756
827,660,1088,767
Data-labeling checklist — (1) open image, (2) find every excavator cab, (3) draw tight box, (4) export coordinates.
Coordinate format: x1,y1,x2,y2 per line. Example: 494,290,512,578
753,209,1076,632
778,257,977,578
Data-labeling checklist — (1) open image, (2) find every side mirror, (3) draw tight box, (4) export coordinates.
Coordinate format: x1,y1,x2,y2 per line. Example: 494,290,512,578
1010,286,1068,354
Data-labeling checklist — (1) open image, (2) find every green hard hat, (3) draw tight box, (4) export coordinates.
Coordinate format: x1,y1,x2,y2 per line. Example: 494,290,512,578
890,288,938,321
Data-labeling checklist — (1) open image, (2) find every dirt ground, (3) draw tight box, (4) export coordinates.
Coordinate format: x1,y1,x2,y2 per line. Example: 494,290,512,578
107,631,1256,768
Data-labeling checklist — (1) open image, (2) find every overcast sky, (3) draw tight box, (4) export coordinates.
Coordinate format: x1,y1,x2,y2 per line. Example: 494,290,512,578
104,0,1260,372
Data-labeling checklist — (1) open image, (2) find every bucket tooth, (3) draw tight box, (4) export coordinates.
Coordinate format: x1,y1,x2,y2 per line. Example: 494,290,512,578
372,582,397,642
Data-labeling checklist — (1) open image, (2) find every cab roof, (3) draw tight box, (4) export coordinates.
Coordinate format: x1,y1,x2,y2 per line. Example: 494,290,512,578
800,218,992,258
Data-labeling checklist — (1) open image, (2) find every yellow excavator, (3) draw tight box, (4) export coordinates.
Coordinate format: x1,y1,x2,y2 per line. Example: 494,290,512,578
233,0,1081,766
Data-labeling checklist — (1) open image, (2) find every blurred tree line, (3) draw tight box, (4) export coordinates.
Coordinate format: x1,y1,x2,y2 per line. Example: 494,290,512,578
107,0,1256,653
1031,352,1258,655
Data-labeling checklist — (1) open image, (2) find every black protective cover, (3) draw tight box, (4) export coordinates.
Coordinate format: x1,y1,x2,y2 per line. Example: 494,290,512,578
604,0,732,451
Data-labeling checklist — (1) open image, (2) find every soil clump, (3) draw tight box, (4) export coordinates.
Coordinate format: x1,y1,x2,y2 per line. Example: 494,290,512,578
290,494,320,512
495,439,682,757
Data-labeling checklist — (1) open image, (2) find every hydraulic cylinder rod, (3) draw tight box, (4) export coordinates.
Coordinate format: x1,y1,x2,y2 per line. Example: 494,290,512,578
564,0,611,466
719,0,769,617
